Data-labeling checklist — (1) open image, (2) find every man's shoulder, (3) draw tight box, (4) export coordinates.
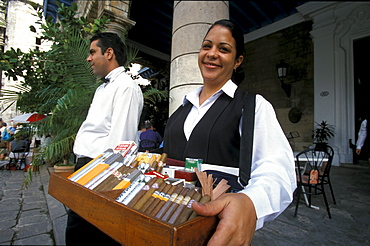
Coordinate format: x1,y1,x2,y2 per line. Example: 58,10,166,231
114,72,141,89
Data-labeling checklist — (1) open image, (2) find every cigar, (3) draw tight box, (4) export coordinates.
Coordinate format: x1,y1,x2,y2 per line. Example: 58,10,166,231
132,178,165,210
116,174,149,204
76,154,124,186
168,189,196,224
187,194,211,221
112,168,141,190
142,183,172,214
127,177,158,208
149,155,157,166
120,176,153,205
85,161,124,189
174,192,202,225
68,149,114,182
147,184,176,217
93,165,134,192
161,188,190,222
139,181,167,212
155,185,183,219
130,160,139,168
156,153,168,173
137,163,151,173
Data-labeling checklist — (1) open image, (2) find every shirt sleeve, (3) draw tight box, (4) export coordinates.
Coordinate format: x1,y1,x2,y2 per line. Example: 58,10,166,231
239,95,297,230
356,119,367,149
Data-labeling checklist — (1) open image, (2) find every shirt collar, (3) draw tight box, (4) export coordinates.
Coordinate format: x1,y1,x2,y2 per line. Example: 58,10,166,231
104,66,126,84
183,79,237,106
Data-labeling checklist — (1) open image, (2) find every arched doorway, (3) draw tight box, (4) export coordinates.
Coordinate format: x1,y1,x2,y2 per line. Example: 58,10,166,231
353,36,370,161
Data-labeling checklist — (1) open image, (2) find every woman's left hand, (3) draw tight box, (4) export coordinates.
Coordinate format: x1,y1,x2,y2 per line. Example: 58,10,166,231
192,193,257,246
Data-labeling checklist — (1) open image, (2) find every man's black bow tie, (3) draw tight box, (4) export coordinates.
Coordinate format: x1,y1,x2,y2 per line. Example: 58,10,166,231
101,77,110,83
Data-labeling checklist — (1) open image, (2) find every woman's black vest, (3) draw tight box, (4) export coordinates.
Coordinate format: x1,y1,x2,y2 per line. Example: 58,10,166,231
163,89,246,168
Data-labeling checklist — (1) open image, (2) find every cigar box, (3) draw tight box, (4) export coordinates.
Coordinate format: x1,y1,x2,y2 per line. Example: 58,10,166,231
48,171,218,246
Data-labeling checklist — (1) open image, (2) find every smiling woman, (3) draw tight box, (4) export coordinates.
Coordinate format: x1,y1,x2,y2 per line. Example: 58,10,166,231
162,19,296,245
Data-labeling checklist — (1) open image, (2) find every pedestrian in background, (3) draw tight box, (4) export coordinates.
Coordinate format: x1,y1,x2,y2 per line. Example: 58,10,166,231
356,113,369,163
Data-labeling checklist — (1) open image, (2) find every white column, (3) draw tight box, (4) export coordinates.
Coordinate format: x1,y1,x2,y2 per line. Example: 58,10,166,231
169,1,229,114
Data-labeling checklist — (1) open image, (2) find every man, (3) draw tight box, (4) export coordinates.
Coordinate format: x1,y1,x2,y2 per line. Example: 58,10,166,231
139,121,163,151
66,32,143,245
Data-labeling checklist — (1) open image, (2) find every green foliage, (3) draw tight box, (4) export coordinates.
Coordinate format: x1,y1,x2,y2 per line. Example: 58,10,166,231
312,120,335,143
0,1,168,188
0,2,110,188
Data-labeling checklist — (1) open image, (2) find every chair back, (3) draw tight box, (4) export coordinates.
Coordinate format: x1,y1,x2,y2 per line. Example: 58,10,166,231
296,145,333,185
10,146,29,159
138,139,158,152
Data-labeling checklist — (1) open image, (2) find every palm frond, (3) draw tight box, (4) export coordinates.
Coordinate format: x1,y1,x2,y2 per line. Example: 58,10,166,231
143,88,168,105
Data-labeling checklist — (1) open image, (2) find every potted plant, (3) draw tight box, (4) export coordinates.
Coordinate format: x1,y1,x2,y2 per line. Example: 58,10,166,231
312,120,335,150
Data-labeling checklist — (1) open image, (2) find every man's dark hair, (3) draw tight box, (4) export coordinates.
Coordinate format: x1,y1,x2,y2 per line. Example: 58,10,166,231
90,32,127,66
144,122,153,129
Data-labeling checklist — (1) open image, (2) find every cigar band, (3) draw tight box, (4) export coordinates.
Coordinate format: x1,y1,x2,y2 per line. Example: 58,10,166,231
152,190,161,198
162,193,171,201
112,170,122,179
181,196,191,205
174,195,184,204
158,191,166,199
151,183,160,189
169,193,178,202
142,184,150,191
186,199,195,208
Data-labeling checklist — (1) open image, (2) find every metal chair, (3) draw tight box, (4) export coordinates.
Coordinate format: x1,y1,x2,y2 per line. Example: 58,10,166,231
7,146,29,170
294,145,335,218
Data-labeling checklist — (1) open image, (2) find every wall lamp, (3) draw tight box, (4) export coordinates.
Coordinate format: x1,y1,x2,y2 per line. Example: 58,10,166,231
276,59,291,98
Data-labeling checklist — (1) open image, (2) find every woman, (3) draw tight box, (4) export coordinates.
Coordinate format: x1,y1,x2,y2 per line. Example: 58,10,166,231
163,19,296,245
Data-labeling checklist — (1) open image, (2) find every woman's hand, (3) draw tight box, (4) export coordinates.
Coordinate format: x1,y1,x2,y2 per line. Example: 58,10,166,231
192,193,257,246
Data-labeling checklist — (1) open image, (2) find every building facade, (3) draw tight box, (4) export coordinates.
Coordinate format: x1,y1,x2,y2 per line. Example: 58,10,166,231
2,1,369,165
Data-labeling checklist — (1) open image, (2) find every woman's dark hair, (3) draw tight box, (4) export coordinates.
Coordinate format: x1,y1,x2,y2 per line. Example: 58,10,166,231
206,19,245,85
90,32,127,67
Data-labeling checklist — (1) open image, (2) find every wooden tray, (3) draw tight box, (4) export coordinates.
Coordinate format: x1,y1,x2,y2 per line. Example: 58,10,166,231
48,172,218,246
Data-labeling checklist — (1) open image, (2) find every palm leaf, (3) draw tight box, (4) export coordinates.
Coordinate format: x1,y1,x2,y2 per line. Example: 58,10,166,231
143,88,168,105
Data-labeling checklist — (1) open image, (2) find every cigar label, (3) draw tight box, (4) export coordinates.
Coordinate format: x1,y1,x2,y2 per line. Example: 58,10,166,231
112,168,142,190
120,176,152,205
75,153,124,186
168,189,196,224
116,174,146,203
127,177,158,208
174,192,202,225
148,185,176,217
155,185,183,219
188,194,211,221
143,183,173,215
85,161,123,189
137,163,151,173
68,149,113,182
139,181,167,212
132,178,165,210
93,165,133,192
75,154,123,185
161,188,190,222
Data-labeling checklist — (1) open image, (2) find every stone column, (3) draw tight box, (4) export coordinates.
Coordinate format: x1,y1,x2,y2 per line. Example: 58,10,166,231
169,1,229,114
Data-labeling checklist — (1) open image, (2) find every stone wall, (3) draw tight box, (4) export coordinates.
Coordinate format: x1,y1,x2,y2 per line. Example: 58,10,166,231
240,21,314,151
1,0,44,123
